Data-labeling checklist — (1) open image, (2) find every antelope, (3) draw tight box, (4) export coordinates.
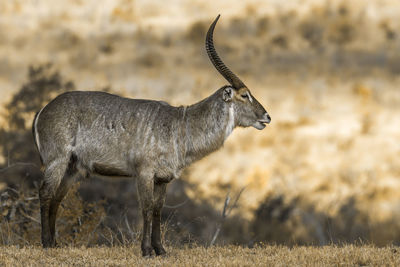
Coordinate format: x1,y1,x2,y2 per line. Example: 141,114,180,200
32,15,271,256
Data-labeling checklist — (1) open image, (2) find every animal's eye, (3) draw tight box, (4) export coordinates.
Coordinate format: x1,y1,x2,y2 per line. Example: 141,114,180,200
241,94,248,98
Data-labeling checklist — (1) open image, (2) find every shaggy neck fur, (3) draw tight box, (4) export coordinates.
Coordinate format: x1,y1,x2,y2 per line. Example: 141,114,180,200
182,89,235,166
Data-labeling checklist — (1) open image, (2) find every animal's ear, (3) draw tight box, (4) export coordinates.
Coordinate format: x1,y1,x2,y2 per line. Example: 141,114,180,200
222,87,234,102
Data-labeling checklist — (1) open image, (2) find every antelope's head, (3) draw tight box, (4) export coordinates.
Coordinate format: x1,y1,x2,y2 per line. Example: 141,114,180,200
206,15,271,130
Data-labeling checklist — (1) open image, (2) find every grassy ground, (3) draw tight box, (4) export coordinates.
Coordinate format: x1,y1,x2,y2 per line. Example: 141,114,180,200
0,245,399,266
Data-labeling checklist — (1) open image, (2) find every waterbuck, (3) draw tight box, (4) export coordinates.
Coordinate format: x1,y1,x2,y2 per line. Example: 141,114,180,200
32,15,271,256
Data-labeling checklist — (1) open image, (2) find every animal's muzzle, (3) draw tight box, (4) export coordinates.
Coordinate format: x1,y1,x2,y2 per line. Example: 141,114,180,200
258,113,271,124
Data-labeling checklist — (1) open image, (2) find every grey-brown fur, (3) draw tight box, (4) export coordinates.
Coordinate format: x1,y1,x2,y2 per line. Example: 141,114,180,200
33,15,271,257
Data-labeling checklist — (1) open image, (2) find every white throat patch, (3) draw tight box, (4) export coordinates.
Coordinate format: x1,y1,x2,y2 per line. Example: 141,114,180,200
225,105,235,139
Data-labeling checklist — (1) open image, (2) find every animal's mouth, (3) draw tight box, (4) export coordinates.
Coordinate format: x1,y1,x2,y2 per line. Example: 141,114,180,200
253,120,268,130
258,119,270,125
253,118,271,130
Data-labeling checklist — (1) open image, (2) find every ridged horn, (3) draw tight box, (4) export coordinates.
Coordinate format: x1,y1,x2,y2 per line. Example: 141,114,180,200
205,15,246,90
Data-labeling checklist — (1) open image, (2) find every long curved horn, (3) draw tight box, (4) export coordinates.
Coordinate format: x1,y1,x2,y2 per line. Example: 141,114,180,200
205,15,246,90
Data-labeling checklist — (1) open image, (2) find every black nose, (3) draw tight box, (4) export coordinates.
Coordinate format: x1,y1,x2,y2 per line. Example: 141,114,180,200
263,113,271,123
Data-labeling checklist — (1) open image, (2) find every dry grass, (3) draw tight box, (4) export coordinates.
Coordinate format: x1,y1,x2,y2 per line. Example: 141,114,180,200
0,244,399,266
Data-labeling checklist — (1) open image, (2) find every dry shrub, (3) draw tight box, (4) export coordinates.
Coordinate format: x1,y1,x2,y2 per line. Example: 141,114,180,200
0,64,74,165
270,35,288,49
228,17,253,38
379,20,396,41
328,19,356,47
186,20,208,43
252,193,400,246
0,184,105,247
256,16,269,36
136,50,164,68
0,186,40,246
157,180,248,247
0,176,248,248
53,184,106,246
299,21,324,49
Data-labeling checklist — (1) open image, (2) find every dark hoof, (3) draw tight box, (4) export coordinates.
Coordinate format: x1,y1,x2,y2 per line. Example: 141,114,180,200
154,246,167,256
142,246,153,257
42,243,55,249
42,240,56,249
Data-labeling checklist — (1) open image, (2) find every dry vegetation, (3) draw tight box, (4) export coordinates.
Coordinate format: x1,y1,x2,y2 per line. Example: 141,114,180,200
1,0,400,264
1,245,400,266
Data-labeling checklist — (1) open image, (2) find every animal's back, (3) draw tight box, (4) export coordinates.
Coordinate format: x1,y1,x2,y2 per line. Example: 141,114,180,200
33,91,174,171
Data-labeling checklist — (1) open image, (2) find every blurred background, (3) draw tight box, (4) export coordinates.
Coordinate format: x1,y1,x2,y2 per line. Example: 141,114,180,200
1,0,400,247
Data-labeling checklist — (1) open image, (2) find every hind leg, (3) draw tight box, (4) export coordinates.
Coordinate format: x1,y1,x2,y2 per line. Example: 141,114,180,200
40,159,69,248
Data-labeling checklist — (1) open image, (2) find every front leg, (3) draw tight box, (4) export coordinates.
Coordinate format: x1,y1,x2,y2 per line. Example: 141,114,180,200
152,181,167,255
137,172,154,257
